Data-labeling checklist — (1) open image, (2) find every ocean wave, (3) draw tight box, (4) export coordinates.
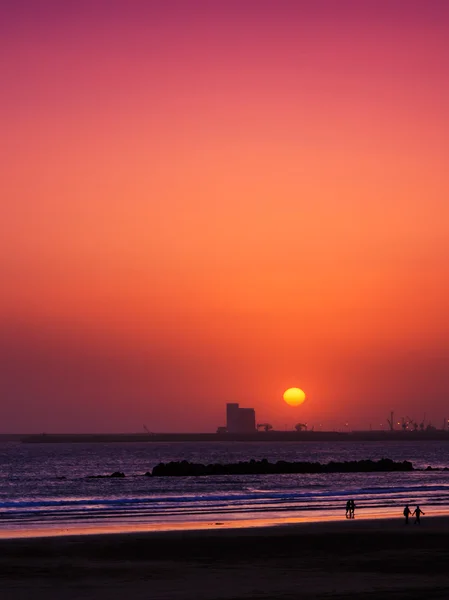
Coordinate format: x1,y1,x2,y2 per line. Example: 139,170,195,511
1,482,448,512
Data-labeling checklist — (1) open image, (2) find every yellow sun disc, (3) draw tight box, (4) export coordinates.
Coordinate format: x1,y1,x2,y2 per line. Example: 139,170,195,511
283,387,306,407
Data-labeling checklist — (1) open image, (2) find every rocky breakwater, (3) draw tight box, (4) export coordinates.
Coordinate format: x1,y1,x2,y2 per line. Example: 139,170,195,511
151,458,414,477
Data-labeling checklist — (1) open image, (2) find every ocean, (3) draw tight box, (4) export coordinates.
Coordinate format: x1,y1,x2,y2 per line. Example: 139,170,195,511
1,440,449,536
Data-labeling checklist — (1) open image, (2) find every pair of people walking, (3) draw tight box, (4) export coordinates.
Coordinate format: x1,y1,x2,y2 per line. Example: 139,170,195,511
345,499,356,518
403,504,424,525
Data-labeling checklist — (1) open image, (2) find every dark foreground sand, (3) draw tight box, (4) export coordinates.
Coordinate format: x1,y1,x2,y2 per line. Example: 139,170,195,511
1,517,449,599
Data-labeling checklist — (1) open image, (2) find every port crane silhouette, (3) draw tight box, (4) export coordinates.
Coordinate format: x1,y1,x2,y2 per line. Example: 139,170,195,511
257,423,273,432
386,412,430,432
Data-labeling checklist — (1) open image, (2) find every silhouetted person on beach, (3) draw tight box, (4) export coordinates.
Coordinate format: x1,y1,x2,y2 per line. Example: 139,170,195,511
345,500,351,518
412,505,424,525
403,504,411,525
350,499,356,518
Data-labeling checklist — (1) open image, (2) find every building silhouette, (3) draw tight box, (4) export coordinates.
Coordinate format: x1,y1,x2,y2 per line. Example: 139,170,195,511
226,403,256,433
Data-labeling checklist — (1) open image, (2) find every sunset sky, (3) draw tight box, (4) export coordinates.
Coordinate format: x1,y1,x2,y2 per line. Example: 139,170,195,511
2,1,449,433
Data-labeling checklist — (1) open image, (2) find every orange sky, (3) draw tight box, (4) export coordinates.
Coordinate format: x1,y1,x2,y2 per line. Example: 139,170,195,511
1,1,449,432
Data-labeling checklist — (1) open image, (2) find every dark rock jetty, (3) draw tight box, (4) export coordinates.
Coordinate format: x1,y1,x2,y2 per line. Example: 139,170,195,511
151,458,413,477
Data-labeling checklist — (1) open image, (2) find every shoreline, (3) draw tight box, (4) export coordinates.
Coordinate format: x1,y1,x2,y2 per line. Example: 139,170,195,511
1,508,447,540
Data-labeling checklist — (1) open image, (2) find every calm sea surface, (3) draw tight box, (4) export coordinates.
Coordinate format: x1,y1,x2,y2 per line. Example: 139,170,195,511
1,441,449,535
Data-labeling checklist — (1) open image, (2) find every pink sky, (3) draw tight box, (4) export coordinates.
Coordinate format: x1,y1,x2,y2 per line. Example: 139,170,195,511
1,1,449,432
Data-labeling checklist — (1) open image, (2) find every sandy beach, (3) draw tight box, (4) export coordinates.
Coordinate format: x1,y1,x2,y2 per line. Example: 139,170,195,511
1,517,449,599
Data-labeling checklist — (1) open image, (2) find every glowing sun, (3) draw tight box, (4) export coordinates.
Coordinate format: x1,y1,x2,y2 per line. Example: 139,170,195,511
283,387,306,407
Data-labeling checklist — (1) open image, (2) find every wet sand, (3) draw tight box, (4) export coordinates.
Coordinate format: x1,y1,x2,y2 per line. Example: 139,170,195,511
1,517,449,599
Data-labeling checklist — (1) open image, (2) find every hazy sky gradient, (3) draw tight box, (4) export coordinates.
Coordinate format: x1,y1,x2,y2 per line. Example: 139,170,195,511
2,1,449,432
